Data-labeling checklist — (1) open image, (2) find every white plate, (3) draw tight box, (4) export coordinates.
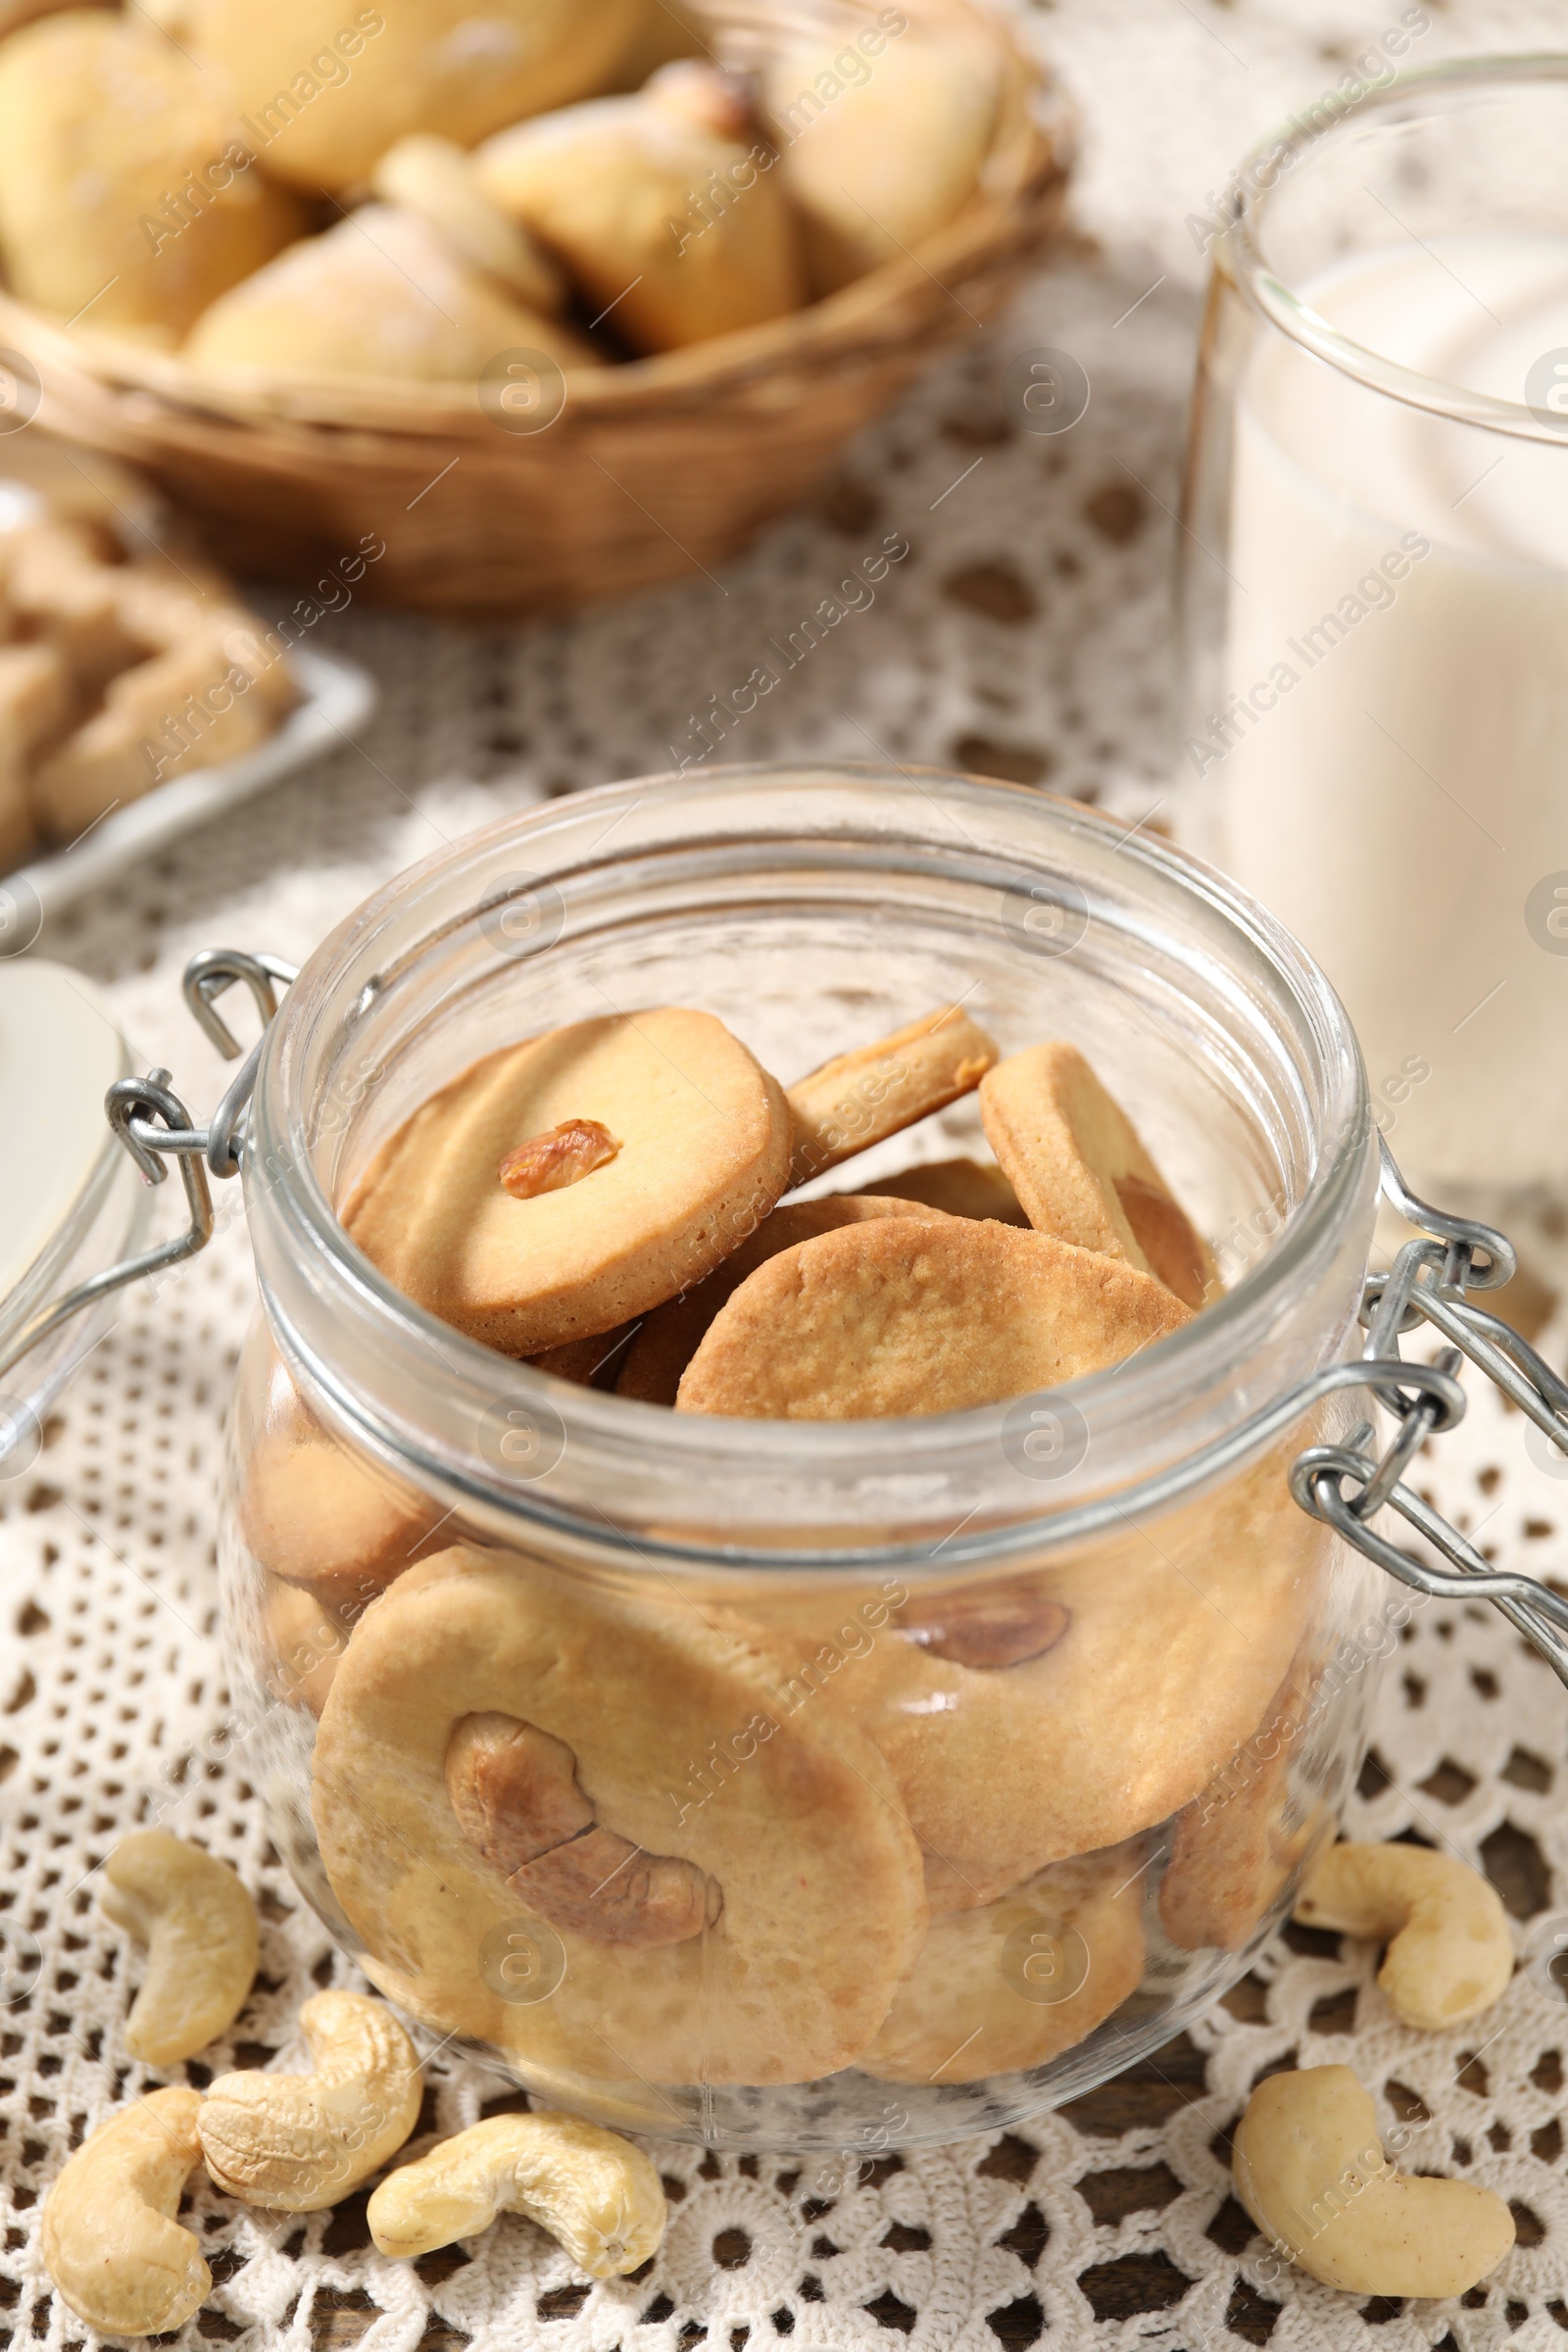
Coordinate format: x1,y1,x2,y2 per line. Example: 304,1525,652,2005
6,644,377,917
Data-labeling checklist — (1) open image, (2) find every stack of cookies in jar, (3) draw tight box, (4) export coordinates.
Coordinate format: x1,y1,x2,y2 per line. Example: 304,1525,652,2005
241,1002,1330,2100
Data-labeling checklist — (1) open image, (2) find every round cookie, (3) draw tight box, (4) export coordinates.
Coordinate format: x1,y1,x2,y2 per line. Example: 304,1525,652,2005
617,1194,952,1407
1157,1647,1331,1953
675,1218,1191,1419
719,1446,1323,1902
853,1156,1028,1226
312,1547,928,2086
186,0,646,192
979,1042,1217,1309
0,12,305,339
239,1364,444,1599
263,1575,354,1717
343,1008,793,1355
784,1005,997,1185
527,1323,640,1390
860,1845,1149,2083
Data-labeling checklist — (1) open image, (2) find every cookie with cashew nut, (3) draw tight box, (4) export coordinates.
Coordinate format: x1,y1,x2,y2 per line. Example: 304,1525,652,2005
41,2087,210,2338
312,1546,927,2085
101,1831,259,2066
726,1443,1321,1905
784,1004,998,1185
344,1009,792,1356
979,1042,1217,1308
369,2111,665,2277
675,1218,1192,1420
1293,1840,1514,2030
198,1989,422,2212
616,1193,954,1406
1233,2065,1514,2295
860,1844,1149,2083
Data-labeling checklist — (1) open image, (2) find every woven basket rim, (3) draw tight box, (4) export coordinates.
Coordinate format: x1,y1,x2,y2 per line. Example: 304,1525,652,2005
0,0,1072,443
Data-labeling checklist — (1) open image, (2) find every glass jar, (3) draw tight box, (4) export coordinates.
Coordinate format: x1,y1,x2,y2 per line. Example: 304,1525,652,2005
1175,57,1568,1194
219,763,1385,2155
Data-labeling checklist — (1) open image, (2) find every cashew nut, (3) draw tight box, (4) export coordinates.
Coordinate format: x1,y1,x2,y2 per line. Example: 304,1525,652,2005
101,1830,260,2064
447,1712,721,1946
198,1989,421,2211
898,1588,1068,1670
1293,1839,1513,2030
368,2112,666,2278
1233,2065,1515,2296
41,2087,211,2338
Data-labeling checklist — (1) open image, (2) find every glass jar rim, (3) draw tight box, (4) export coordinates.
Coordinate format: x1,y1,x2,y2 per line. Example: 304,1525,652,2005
1224,53,1568,447
244,764,1375,1569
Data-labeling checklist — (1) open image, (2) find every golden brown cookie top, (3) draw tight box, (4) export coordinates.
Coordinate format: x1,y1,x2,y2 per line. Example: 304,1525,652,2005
675,1215,1192,1420
785,1005,997,1184
344,1007,792,1356
979,1040,1217,1307
853,1155,1028,1225
616,1191,952,1406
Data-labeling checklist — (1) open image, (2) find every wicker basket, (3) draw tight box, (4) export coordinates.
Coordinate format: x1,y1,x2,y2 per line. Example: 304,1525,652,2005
0,0,1069,613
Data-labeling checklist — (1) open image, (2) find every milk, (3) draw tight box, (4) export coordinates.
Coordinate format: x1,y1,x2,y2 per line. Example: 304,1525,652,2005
1196,236,1568,1190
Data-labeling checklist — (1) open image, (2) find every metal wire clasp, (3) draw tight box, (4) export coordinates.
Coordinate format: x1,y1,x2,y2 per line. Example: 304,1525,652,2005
0,949,294,1385
1291,1138,1568,1686
5,962,1566,1680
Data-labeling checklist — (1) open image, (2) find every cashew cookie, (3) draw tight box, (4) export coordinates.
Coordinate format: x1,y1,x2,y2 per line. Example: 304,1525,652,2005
726,1446,1320,1903
344,1009,793,1356
312,1548,927,2087
786,1006,998,1184
675,1218,1190,1419
617,1193,952,1406
860,1844,1149,2083
979,1042,1217,1308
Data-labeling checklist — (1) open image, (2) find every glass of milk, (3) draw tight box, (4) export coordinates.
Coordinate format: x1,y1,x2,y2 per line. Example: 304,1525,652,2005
1177,56,1568,1194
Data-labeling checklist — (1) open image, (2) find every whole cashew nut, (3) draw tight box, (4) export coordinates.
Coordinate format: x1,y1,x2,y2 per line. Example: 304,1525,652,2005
41,2087,211,2338
447,1712,721,1946
368,2111,666,2278
198,1989,421,2211
1293,1839,1513,2030
1233,2065,1515,2296
101,1830,261,2065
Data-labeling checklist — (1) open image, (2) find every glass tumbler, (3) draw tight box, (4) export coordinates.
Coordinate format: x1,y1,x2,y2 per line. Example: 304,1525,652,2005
214,764,1389,2155
1176,57,1568,1194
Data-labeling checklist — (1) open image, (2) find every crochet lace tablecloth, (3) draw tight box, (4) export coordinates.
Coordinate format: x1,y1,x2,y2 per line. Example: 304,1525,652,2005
6,1,1568,2345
